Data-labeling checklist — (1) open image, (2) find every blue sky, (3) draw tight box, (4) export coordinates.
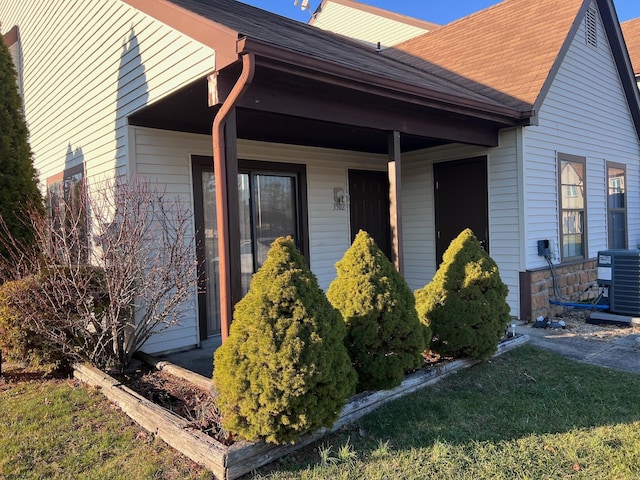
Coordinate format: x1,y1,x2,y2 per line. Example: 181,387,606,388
241,0,639,24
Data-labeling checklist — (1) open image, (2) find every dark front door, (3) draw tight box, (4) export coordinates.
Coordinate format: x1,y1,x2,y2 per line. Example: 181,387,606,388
433,156,489,263
349,170,391,259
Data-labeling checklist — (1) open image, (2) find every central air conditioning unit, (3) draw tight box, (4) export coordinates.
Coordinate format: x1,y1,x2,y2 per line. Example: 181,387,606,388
596,249,640,319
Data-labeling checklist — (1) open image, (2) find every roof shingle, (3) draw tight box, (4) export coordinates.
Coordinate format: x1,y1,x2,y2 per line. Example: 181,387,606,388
165,0,526,110
621,17,640,76
383,0,585,109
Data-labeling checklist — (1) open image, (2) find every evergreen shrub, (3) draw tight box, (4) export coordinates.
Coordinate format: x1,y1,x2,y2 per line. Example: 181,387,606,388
327,230,428,392
0,265,108,370
415,228,510,359
213,237,356,445
0,31,43,259
0,277,65,370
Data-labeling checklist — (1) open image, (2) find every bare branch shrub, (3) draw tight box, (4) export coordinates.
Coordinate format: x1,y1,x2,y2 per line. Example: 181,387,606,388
0,176,197,371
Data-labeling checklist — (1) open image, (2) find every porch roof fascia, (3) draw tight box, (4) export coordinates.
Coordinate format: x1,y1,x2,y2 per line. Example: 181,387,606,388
122,0,239,69
238,36,533,128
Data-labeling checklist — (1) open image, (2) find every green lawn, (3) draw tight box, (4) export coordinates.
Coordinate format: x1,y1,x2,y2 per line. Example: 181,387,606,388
2,346,640,479
252,346,640,479
0,371,212,479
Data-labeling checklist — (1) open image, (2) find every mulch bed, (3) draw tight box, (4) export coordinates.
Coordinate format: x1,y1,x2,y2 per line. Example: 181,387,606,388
106,334,532,449
113,364,233,445
111,350,455,448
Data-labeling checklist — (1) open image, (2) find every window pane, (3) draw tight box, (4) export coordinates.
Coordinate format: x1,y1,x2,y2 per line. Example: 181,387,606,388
238,173,253,294
560,160,584,209
609,211,626,249
562,209,584,258
562,210,583,235
253,174,297,268
202,170,221,334
562,234,584,258
608,166,625,209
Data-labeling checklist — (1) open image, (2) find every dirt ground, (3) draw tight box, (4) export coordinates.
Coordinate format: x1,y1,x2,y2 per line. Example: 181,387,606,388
542,309,640,342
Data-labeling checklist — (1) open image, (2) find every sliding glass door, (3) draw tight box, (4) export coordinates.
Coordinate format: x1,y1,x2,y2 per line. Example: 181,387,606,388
238,172,299,293
192,156,306,337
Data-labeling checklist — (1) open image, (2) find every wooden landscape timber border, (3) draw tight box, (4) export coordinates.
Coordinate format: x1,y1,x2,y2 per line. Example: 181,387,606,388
74,334,529,479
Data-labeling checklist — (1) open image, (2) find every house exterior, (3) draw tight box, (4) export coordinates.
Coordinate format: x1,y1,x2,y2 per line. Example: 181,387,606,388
309,0,439,50
1,0,639,355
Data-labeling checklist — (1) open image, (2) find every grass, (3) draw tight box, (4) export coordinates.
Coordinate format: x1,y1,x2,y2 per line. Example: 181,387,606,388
251,346,640,479
2,346,640,479
0,368,213,479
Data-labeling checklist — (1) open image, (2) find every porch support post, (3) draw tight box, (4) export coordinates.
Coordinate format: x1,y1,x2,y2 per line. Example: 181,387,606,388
388,130,403,274
224,110,243,310
212,53,255,342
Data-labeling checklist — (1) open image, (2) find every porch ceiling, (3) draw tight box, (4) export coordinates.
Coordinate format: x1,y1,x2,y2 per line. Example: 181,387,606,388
128,64,504,154
129,77,444,153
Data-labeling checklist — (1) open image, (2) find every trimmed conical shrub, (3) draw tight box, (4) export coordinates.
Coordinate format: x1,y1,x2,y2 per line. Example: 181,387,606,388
327,230,428,392
415,228,510,359
213,237,356,445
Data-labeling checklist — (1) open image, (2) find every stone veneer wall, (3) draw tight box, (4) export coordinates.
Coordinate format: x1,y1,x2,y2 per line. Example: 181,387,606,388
519,259,598,321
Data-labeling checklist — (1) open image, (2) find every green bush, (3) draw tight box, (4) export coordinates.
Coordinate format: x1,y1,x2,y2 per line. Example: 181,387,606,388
327,230,428,392
213,237,356,444
0,30,43,259
0,265,109,371
0,277,65,370
415,228,510,359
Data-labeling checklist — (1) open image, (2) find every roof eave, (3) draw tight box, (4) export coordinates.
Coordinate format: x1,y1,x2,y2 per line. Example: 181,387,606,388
237,36,531,127
597,0,640,141
533,0,640,140
122,0,239,69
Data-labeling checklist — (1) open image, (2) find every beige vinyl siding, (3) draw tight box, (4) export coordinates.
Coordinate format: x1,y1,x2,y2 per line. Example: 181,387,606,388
310,1,431,49
132,128,388,352
524,1,640,268
0,0,215,184
401,128,521,316
488,129,521,316
401,151,436,290
130,127,213,353
239,141,388,290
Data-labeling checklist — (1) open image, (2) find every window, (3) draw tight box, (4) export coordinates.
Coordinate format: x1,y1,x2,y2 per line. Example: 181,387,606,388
558,154,586,260
607,163,627,249
4,26,25,106
46,164,88,262
238,160,307,294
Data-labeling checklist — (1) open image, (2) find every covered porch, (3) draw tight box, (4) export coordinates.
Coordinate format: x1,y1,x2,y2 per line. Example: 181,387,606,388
127,0,530,347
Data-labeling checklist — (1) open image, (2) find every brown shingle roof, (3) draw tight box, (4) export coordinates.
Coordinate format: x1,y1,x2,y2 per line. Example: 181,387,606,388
621,18,640,76
164,0,525,112
384,0,585,109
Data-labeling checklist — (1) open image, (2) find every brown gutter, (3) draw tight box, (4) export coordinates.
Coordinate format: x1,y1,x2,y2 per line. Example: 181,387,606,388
238,37,532,125
212,52,255,342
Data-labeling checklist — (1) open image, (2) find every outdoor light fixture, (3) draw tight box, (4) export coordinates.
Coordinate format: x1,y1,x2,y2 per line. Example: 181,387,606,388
333,187,350,211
